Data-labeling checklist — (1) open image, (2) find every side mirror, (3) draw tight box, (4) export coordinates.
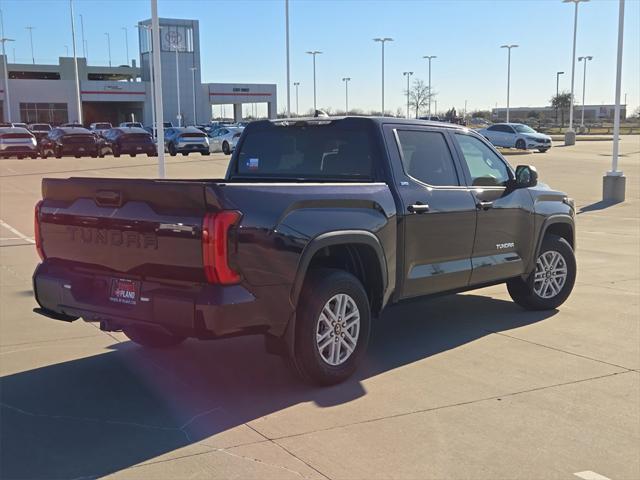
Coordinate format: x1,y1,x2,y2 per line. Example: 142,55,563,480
515,165,538,188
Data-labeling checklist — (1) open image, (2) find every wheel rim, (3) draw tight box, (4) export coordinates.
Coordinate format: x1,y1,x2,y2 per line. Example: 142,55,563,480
534,250,568,299
316,293,360,366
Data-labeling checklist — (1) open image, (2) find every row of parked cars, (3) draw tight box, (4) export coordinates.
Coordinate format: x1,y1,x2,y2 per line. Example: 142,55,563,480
0,121,245,159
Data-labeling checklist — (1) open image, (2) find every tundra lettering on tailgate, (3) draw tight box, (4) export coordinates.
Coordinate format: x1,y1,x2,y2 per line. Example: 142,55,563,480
66,226,158,249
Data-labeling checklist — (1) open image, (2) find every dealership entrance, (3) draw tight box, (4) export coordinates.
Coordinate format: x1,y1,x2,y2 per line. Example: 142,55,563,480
82,101,144,126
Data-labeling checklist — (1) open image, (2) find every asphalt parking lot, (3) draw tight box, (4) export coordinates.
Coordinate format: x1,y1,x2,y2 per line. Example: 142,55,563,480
1,138,639,480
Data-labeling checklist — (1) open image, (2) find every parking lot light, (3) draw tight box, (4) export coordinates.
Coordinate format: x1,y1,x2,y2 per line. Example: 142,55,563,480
305,51,322,113
122,27,129,66
373,38,393,116
0,37,15,122
556,71,565,124
403,71,413,119
189,67,197,125
500,44,518,123
285,0,290,117
25,26,35,64
104,32,111,67
293,82,300,116
150,0,165,178
135,24,155,134
578,56,593,127
422,55,436,117
342,77,351,114
563,0,590,145
69,0,82,124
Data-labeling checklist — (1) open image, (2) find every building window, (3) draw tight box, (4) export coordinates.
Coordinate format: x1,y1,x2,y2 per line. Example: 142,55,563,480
20,103,68,125
9,71,61,80
160,25,194,52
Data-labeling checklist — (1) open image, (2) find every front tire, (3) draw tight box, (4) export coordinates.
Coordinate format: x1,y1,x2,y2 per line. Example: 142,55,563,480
292,269,371,386
222,141,231,155
169,143,177,156
515,138,526,150
123,325,185,349
507,234,576,310
538,148,549,153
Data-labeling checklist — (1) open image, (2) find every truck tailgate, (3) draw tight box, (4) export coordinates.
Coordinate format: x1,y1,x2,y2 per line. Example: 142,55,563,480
39,177,212,282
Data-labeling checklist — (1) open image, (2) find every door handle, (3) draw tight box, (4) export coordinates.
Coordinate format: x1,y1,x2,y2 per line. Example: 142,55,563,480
407,203,430,214
476,201,493,211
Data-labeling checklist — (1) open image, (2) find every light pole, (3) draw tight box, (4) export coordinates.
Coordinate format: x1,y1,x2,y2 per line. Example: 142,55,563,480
342,77,351,114
0,37,15,122
500,44,518,123
293,82,300,116
69,0,82,124
563,0,589,145
423,55,436,117
189,66,197,125
603,0,625,202
285,0,290,117
104,32,111,67
174,43,181,126
25,26,35,64
150,0,165,178
373,38,393,116
555,71,564,124
464,99,468,121
80,14,86,59
135,24,155,133
403,71,413,118
122,27,129,66
306,50,321,113
578,55,592,127
64,45,69,57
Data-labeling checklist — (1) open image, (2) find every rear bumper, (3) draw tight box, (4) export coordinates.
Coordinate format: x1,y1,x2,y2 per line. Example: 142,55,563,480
118,145,157,155
62,145,99,155
0,145,38,156
32,262,292,338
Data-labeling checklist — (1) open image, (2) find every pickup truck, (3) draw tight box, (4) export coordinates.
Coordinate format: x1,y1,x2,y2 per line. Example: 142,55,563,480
32,117,576,385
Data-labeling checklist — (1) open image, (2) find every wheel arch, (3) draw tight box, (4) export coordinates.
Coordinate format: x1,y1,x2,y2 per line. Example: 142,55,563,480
530,215,575,272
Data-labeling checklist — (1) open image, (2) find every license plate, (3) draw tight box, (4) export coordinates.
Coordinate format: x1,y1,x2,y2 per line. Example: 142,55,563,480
78,147,85,152
136,146,142,150
109,278,139,305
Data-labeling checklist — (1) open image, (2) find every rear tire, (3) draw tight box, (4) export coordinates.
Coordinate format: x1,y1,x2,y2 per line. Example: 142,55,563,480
538,148,549,153
507,234,576,310
123,325,185,349
515,139,526,150
55,147,62,159
291,268,371,386
169,144,177,156
222,141,231,155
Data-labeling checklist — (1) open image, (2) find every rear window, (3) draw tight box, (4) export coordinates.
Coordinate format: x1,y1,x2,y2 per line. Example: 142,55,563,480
180,132,206,138
0,133,33,139
94,123,111,129
235,123,375,180
31,124,51,131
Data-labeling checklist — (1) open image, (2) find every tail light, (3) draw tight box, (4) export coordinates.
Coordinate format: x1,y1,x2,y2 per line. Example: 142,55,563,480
202,211,242,284
34,200,45,260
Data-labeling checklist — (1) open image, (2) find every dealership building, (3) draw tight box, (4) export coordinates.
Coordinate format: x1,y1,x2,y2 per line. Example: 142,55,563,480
0,17,277,126
492,104,627,123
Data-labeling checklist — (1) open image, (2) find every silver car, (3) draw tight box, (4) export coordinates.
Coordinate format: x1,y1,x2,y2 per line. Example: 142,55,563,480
89,122,113,137
0,127,39,159
478,123,552,153
165,127,210,156
208,126,243,155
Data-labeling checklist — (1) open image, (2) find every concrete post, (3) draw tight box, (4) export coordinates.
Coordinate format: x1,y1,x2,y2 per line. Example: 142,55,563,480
233,103,242,122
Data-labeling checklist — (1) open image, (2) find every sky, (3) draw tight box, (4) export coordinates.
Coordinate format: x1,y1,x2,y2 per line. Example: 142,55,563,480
0,0,638,118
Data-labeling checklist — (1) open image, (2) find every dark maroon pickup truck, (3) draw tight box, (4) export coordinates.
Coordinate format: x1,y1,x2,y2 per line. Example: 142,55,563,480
32,117,576,385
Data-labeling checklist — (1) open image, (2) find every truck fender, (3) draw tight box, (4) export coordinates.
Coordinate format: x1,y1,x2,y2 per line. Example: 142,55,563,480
528,214,575,273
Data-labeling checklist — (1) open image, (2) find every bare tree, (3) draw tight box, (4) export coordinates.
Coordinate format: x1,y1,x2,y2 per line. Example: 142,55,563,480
406,79,432,118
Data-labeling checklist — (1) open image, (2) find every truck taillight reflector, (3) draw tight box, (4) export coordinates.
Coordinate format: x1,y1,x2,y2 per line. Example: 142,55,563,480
34,200,45,260
202,211,241,284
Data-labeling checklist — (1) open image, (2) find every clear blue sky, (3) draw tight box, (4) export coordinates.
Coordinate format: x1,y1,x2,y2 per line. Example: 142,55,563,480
1,0,638,117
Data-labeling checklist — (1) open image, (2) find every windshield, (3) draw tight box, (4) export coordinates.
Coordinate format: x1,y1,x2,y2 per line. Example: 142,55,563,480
513,124,536,134
31,124,51,131
235,122,376,180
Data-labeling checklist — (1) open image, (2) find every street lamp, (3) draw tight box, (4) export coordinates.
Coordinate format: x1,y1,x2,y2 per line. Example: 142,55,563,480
563,0,590,145
285,0,290,117
403,71,413,118
0,37,15,122
122,27,129,66
578,55,593,127
306,50,322,113
422,55,436,117
174,43,181,126
64,45,69,57
342,77,351,114
373,38,393,116
150,0,166,178
293,82,300,116
556,71,565,124
69,0,82,124
25,26,35,64
104,32,111,67
500,44,518,123
79,14,86,59
135,24,155,134
189,66,197,125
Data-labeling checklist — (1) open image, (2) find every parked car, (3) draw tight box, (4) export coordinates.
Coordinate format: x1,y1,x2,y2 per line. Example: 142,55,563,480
100,127,157,157
28,123,53,142
418,116,441,122
0,127,39,158
119,122,143,128
11,122,29,129
32,116,576,385
208,126,243,155
479,123,552,153
39,127,101,158
61,122,83,127
164,126,209,156
89,122,113,137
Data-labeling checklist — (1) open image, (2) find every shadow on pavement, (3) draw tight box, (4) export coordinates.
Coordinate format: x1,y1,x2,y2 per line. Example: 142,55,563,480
577,199,621,214
0,293,556,479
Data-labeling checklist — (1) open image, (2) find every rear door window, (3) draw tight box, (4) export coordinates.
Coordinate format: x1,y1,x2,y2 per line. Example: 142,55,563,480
395,130,459,186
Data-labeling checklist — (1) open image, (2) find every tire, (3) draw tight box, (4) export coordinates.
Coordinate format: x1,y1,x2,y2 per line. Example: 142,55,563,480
41,151,48,159
538,148,549,153
113,146,121,158
55,147,62,159
17,155,23,160
169,144,177,156
222,141,230,155
123,325,186,349
200,150,209,156
291,268,371,386
507,234,576,310
515,139,526,150
181,152,188,156
30,154,37,159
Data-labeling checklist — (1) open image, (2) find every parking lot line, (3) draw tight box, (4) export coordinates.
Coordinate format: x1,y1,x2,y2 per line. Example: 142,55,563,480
574,471,612,480
0,220,34,244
